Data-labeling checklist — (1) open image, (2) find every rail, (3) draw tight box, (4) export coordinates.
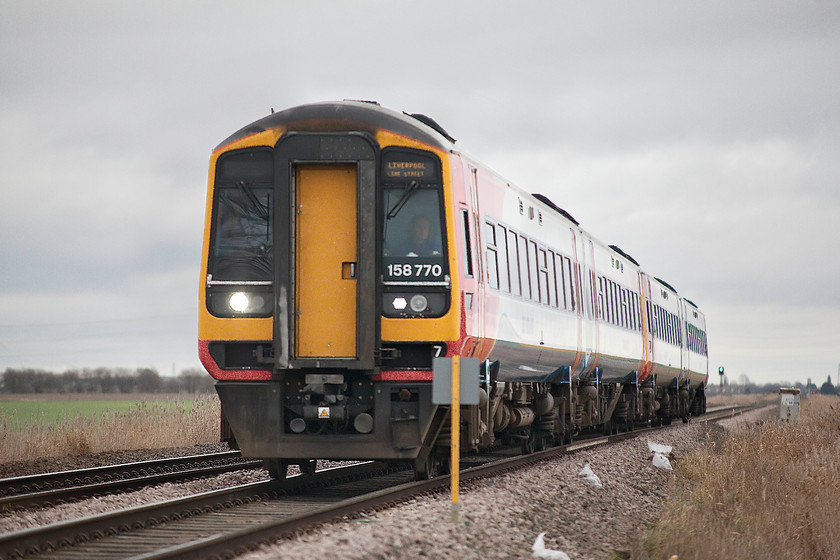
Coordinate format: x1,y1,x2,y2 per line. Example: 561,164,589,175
0,404,758,559
0,451,261,512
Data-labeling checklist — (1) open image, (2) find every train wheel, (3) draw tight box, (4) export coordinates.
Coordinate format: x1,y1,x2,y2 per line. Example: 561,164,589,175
521,432,536,454
264,458,288,480
298,460,317,476
414,453,444,481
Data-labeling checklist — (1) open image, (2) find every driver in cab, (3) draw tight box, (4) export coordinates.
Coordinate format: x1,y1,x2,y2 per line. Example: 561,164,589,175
401,215,441,257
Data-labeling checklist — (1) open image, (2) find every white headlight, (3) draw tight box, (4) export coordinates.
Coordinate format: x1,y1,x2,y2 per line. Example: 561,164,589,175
392,297,408,310
409,295,428,312
229,292,250,312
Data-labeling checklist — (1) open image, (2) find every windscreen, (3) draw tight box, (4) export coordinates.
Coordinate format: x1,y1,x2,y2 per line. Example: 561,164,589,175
381,150,447,283
209,149,273,282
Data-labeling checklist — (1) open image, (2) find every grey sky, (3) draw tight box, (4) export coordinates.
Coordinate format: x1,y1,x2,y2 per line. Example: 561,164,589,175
1,1,838,385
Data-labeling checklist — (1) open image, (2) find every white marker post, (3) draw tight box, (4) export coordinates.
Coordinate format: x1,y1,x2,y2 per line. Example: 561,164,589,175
450,354,460,523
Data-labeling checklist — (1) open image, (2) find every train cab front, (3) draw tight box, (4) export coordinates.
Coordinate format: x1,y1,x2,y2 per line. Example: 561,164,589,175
198,107,460,475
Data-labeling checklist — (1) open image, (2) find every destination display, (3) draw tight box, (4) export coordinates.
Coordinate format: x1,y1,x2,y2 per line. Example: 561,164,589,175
383,154,437,180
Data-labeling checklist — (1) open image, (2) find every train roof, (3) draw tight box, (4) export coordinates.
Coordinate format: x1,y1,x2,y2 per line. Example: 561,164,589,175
653,276,679,294
608,244,640,266
214,101,704,316
215,100,456,151
531,193,580,225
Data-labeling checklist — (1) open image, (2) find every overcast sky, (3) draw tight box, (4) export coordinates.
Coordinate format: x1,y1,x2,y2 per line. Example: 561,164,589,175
1,1,838,386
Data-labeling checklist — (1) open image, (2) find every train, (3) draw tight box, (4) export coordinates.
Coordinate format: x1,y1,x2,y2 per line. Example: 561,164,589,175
198,100,708,480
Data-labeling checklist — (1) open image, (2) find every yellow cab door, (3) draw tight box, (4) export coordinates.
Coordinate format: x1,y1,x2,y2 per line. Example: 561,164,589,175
295,164,358,358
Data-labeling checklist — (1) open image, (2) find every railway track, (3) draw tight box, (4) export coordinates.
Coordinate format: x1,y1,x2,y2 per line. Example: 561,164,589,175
0,404,755,559
0,451,262,512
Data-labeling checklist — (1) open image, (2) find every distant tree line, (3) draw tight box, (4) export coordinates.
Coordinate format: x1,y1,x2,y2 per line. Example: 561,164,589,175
4,368,835,397
0,367,215,394
707,375,836,396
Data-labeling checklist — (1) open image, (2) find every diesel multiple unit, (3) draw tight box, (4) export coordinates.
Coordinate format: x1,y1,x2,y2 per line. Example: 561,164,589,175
198,101,708,479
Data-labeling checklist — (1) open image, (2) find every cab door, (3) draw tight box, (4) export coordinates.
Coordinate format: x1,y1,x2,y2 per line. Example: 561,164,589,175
574,234,599,377
678,299,689,384
467,166,485,342
639,274,656,380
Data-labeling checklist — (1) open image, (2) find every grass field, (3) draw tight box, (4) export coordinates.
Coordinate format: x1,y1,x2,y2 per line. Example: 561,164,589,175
0,393,220,463
0,394,195,430
633,393,840,560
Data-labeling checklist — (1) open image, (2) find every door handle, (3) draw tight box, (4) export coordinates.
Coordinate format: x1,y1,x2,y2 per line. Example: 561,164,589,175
342,262,357,279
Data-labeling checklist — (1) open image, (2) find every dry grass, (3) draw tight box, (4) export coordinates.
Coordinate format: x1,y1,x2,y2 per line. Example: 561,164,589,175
634,394,840,560
706,392,777,407
0,395,220,463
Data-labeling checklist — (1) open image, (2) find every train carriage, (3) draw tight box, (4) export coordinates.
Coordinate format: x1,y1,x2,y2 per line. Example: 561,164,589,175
199,100,709,479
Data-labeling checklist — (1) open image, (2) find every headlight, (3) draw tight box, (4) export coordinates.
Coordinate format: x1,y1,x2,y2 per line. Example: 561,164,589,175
228,292,266,313
229,292,250,312
207,287,273,318
409,295,428,312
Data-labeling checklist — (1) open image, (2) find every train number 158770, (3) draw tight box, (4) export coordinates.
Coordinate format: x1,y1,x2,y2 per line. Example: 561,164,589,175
387,263,443,278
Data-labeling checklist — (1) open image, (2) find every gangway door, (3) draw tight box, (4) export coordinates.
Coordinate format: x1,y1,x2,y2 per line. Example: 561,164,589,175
295,164,358,358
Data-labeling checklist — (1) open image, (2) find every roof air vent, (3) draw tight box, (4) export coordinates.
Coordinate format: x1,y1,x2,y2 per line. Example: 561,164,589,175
532,193,579,225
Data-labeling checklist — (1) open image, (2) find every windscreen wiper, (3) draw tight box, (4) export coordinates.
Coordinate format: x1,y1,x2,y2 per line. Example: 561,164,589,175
237,180,270,221
386,180,420,220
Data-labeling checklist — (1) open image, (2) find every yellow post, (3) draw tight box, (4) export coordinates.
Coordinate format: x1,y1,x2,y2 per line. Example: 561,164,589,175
450,354,460,523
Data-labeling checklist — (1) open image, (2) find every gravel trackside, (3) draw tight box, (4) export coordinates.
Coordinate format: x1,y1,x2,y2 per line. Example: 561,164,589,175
241,407,771,560
0,407,772,559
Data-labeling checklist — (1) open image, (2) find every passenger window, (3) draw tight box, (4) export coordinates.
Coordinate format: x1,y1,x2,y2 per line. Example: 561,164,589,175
612,283,620,326
597,277,605,320
566,257,577,311
485,222,498,289
547,250,558,307
620,289,628,328
536,245,548,305
497,225,510,293
461,209,474,278
527,239,538,300
555,255,567,309
519,235,531,299
660,309,666,341
672,315,677,344
668,314,674,344
650,304,658,338
507,229,521,296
